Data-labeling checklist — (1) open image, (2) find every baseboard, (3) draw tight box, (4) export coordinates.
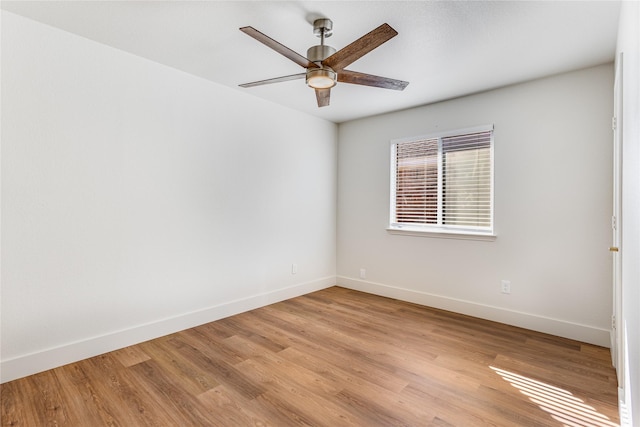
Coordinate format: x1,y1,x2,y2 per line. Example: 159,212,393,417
1,276,335,383
3,275,611,383
336,276,611,347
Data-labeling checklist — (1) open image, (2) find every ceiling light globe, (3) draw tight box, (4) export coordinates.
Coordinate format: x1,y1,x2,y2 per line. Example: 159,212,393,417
306,68,337,89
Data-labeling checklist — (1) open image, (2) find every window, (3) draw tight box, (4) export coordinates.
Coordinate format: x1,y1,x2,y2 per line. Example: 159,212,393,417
389,125,494,238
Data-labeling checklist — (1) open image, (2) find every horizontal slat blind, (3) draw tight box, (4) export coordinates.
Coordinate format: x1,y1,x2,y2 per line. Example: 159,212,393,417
392,128,493,232
442,131,492,227
395,138,438,224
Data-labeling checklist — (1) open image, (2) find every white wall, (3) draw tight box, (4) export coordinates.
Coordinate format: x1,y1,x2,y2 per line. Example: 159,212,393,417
1,12,337,382
337,64,614,346
617,2,640,424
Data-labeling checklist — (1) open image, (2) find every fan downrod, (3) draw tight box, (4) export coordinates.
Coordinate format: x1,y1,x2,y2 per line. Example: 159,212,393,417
308,19,336,63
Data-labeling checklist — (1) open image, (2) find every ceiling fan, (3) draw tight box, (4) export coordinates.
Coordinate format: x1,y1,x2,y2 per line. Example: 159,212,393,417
239,19,409,108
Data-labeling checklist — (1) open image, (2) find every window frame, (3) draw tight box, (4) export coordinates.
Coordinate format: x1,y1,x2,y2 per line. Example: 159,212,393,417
388,124,496,241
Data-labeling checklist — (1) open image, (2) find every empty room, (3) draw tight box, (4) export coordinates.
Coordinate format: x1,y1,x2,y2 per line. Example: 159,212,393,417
1,1,638,426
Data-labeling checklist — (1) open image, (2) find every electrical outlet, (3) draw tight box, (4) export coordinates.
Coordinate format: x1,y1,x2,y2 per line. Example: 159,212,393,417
360,268,366,279
291,263,298,275
501,280,511,294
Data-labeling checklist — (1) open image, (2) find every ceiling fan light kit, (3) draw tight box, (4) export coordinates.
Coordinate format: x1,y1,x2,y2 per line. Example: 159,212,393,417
306,68,337,89
239,18,409,107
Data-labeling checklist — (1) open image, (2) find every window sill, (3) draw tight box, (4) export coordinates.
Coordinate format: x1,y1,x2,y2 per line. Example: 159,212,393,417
386,227,497,241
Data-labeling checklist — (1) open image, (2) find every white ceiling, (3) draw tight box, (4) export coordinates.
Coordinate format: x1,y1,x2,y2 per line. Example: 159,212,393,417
2,1,621,123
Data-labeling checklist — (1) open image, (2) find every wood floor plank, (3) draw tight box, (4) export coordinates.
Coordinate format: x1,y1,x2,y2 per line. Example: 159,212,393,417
257,305,413,391
110,345,151,368
217,313,290,353
1,286,620,426
222,334,343,396
334,386,430,427
158,336,266,401
236,358,361,427
273,296,445,367
237,349,343,397
197,384,273,427
51,364,106,427
137,338,221,396
55,359,149,426
126,359,220,426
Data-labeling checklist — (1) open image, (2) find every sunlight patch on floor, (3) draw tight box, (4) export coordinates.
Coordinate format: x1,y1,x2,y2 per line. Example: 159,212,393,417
491,366,618,427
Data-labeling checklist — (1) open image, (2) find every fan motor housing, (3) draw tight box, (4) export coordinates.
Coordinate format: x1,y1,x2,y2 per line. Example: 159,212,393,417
307,45,336,63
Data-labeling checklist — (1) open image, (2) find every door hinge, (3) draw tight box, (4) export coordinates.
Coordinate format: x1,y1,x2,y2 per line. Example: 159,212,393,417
612,116,617,131
612,315,616,330
612,215,617,230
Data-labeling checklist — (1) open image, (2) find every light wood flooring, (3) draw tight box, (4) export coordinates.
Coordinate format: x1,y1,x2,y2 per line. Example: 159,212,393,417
1,286,619,426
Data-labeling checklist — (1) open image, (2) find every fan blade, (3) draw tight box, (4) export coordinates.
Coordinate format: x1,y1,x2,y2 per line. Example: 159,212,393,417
338,70,409,91
240,26,319,69
315,88,331,107
323,23,398,71
239,73,306,88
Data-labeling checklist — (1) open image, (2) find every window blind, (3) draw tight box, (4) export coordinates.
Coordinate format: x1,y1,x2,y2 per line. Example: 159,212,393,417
395,138,438,224
392,128,493,233
442,131,492,227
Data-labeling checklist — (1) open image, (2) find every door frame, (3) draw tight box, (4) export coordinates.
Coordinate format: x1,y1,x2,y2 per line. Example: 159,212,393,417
612,52,623,387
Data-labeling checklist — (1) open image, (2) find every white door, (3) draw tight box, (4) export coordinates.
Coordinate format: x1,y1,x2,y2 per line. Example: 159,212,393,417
611,53,623,387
